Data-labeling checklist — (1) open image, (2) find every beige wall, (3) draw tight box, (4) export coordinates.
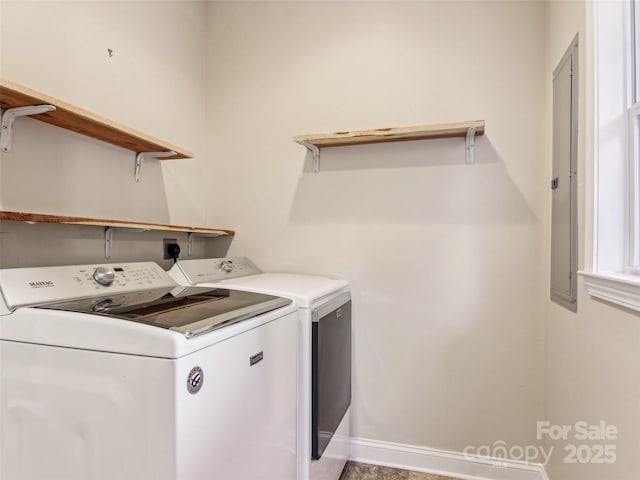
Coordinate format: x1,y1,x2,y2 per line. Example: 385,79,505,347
206,0,547,452
10,2,637,476
0,0,210,227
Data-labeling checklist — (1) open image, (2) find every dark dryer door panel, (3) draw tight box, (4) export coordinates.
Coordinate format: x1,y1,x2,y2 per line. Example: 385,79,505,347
312,297,351,460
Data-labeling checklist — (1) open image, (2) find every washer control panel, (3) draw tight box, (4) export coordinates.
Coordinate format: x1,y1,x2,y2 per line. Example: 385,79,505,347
172,257,262,284
0,262,176,309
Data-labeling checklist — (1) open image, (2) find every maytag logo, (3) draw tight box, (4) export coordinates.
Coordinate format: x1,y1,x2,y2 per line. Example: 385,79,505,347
28,280,54,288
250,351,264,366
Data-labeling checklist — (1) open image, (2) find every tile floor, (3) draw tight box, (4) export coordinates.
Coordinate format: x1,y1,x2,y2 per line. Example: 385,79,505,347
339,462,460,480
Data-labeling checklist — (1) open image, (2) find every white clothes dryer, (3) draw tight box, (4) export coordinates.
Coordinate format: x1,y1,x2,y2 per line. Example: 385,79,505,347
169,257,351,480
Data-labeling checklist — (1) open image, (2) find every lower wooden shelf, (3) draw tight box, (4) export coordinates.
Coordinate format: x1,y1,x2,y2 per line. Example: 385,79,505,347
0,211,235,236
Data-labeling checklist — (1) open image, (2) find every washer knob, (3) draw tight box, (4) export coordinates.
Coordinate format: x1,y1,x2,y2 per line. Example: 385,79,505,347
92,298,113,312
218,260,233,273
93,267,115,286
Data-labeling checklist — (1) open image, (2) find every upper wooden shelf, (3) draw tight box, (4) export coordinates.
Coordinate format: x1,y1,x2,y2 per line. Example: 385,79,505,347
0,211,234,236
293,120,485,148
0,78,192,159
293,120,485,172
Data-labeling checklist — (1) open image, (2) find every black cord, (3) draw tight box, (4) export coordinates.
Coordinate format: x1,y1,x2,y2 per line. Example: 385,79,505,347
167,243,181,264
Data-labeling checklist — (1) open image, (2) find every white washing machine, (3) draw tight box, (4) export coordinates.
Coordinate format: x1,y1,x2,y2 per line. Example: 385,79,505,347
0,262,298,480
169,257,352,480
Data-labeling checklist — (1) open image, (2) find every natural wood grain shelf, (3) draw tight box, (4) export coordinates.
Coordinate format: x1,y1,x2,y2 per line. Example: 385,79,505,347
0,211,234,236
294,120,485,171
294,121,485,148
0,78,192,160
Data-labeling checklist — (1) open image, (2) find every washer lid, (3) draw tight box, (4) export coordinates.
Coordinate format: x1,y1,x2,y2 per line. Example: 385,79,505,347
36,286,292,338
168,259,349,307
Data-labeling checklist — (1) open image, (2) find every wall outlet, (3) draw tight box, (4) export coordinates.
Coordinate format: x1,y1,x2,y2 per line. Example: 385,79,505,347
163,238,178,259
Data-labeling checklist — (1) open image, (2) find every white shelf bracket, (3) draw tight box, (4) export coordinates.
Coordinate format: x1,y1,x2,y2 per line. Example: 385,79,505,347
465,126,477,164
104,226,150,258
298,140,321,173
187,231,222,256
104,227,114,259
188,232,194,257
1,104,56,153
134,150,177,183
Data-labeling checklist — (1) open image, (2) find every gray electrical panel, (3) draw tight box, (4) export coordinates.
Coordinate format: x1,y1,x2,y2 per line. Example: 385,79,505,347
550,35,579,312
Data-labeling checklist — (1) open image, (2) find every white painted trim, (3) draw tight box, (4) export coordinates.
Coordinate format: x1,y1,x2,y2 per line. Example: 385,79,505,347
349,437,548,480
538,465,551,480
580,270,640,312
584,0,597,273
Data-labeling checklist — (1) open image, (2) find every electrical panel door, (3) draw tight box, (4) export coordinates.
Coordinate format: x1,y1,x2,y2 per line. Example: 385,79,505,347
550,35,578,312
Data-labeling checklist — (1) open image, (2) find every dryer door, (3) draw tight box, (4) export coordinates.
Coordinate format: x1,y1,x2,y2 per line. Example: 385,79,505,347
311,295,351,460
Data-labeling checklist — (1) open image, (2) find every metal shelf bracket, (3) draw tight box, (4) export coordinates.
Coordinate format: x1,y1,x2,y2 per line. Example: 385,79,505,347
104,226,150,259
298,140,321,173
187,231,223,256
1,104,56,153
104,227,114,259
134,150,177,183
188,232,195,257
465,126,477,164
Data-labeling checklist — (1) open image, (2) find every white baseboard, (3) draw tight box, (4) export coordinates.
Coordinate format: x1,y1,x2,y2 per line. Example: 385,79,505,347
349,437,548,480
538,466,550,480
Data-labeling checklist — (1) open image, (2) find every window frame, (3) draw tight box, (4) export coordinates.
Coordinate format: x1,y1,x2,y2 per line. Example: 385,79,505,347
580,0,640,312
628,0,640,271
629,103,640,270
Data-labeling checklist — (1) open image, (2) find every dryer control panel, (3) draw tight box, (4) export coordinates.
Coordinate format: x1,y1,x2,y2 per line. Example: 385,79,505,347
171,257,262,285
0,262,176,310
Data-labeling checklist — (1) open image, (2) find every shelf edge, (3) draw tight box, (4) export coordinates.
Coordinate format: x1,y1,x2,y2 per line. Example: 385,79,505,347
0,78,193,159
293,120,485,146
0,211,234,236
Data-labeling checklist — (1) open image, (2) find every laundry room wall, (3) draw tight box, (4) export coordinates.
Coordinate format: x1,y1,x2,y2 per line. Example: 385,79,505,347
206,0,547,458
544,1,640,479
0,0,210,230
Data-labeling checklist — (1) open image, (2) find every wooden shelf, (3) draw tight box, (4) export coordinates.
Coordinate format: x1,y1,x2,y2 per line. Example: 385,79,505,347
294,120,484,148
294,120,485,172
0,78,192,159
0,211,234,236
